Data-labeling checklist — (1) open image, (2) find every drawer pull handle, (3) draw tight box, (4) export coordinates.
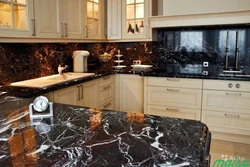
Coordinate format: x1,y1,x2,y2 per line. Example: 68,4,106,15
167,78,180,82
226,93,241,96
80,85,83,99
77,86,80,100
167,89,180,92
103,85,111,90
225,114,240,118
104,103,111,108
103,76,110,80
166,108,179,111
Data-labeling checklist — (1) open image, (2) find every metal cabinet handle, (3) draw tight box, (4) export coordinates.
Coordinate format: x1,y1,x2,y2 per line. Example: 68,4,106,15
85,26,88,38
103,103,111,108
64,23,67,37
166,108,179,112
80,85,83,99
226,92,241,96
145,25,148,38
225,113,240,118
61,23,64,37
103,76,110,80
103,85,111,90
167,88,180,92
77,86,80,100
167,78,180,82
235,83,241,89
31,19,35,36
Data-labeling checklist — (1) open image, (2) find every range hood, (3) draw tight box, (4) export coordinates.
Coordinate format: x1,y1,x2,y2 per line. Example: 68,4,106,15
149,10,250,28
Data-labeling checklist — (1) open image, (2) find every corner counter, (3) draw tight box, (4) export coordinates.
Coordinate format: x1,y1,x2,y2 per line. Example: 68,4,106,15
0,99,211,166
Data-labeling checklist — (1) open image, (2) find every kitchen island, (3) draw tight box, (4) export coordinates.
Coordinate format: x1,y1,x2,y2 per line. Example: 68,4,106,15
0,97,211,167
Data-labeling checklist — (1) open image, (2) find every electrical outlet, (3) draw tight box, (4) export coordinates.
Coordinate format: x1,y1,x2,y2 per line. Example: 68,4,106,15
203,62,209,67
202,71,208,75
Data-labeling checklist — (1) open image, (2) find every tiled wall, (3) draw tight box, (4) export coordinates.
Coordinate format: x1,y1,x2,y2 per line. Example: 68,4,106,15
1,24,249,85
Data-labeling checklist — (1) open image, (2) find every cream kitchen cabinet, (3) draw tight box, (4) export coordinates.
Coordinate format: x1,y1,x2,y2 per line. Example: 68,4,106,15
202,79,250,144
53,85,78,105
84,0,105,40
34,0,85,39
98,75,115,110
107,0,152,41
79,79,98,108
107,0,121,39
0,0,34,38
53,79,98,107
116,74,143,113
144,77,202,120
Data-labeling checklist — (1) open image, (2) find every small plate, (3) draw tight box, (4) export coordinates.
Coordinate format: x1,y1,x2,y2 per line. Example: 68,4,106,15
112,65,126,69
114,60,124,63
131,65,152,69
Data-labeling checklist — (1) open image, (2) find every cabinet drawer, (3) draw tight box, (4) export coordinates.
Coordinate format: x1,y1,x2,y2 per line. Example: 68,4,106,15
202,110,250,136
148,77,202,89
98,75,114,87
202,90,250,114
203,79,250,92
147,105,201,120
147,86,202,109
99,83,114,105
99,99,115,110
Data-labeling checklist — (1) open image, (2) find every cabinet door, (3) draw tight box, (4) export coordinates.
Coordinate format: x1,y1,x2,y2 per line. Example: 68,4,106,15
107,0,121,39
78,80,98,108
147,105,201,120
202,90,250,114
99,83,114,106
62,0,84,38
34,0,62,38
117,74,143,113
147,86,202,109
0,0,34,38
84,0,105,39
54,86,78,106
202,110,250,136
121,0,151,39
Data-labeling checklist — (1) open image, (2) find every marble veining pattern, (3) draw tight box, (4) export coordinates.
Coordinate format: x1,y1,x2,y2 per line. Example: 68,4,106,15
0,103,210,166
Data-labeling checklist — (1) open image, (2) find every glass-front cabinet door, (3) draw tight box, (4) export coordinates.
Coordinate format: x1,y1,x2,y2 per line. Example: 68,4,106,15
0,0,34,37
85,0,105,39
122,0,150,39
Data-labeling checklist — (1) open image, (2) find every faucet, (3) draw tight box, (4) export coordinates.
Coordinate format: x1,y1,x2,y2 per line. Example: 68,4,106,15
58,65,68,75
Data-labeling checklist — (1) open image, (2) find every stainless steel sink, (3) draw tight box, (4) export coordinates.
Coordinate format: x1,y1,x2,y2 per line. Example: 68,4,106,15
10,72,95,88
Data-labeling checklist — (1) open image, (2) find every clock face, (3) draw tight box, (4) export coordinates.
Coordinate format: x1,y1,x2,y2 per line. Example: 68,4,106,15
33,96,49,112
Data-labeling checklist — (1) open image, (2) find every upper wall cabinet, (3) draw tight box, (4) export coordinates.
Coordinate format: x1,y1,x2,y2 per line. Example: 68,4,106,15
0,0,34,38
108,0,152,41
84,0,105,39
151,0,250,28
34,0,84,39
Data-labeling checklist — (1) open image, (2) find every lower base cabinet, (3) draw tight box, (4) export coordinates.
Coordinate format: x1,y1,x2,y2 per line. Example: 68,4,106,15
53,86,78,106
116,74,143,113
53,79,98,108
148,105,201,120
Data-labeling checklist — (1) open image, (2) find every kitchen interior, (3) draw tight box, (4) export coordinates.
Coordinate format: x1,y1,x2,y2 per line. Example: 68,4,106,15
0,0,250,166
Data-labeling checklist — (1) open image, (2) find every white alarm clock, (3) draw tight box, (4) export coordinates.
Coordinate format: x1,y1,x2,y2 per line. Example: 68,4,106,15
29,96,53,118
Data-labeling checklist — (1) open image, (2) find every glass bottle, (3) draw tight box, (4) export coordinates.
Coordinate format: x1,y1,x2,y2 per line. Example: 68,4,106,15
128,23,133,34
135,24,140,34
140,21,144,34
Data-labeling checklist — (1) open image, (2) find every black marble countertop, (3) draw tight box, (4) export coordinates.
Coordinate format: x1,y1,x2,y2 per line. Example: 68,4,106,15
0,99,211,166
1,65,250,99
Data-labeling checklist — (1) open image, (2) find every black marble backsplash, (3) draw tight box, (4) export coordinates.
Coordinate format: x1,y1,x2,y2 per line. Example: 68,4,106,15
0,24,250,85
